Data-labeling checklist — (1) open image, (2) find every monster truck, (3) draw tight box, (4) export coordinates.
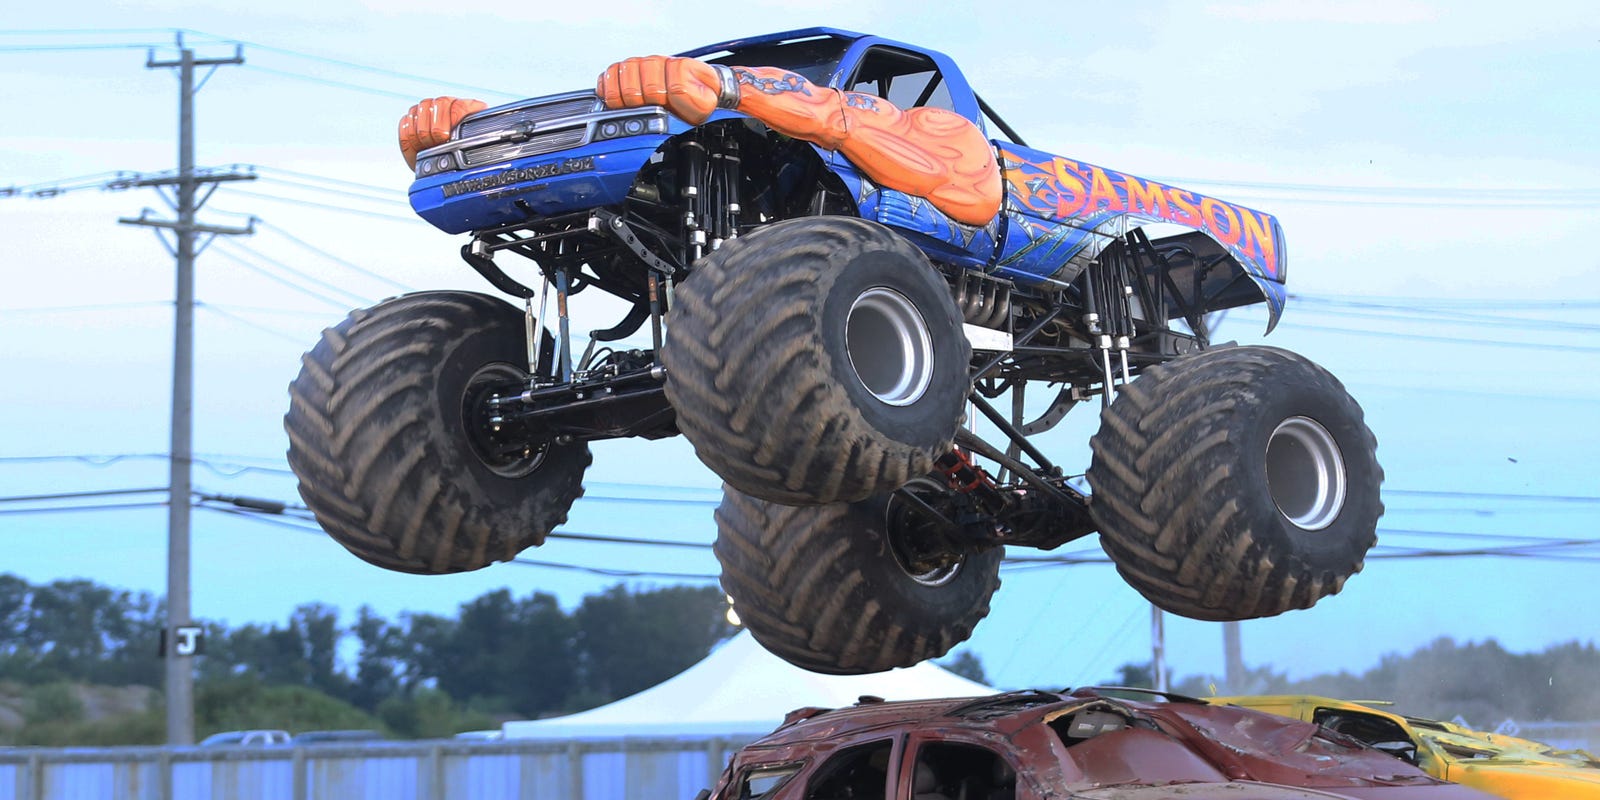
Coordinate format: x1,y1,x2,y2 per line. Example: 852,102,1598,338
284,27,1383,674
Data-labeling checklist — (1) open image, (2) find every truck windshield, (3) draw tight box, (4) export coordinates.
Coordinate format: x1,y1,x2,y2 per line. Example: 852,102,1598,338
704,37,852,86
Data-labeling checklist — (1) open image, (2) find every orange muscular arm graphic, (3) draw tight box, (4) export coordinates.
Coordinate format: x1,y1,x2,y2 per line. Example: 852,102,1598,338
597,55,1002,226
398,96,487,170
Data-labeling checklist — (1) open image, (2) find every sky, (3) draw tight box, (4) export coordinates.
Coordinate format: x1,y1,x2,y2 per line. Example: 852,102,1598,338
2,0,1597,703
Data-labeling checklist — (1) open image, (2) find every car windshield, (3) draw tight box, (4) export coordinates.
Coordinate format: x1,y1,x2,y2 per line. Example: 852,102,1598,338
703,36,853,86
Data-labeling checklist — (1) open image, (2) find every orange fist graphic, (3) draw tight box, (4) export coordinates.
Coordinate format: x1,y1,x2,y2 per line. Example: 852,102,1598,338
399,96,487,169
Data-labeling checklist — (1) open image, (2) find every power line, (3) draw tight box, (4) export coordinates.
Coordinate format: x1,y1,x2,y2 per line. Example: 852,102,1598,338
546,531,711,549
217,240,377,306
2,170,139,197
0,301,171,315
199,302,337,319
0,487,167,504
1180,193,1600,211
1288,304,1600,336
238,63,436,102
197,303,310,345
1157,175,1600,209
1002,535,1600,566
176,29,519,99
1377,527,1600,543
2,30,510,100
1344,383,1598,405
224,187,421,224
1271,320,1600,355
0,43,168,53
1299,292,1600,311
208,242,365,310
198,504,718,581
195,492,717,550
256,221,415,293
1385,489,1600,505
1382,506,1600,517
253,167,407,199
0,501,169,516
1289,294,1600,333
502,557,718,581
255,174,412,208
0,28,183,36
9,453,1600,509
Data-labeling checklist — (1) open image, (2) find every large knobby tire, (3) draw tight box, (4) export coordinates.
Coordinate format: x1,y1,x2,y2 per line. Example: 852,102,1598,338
1086,345,1381,621
285,291,590,575
715,482,1002,674
663,216,970,506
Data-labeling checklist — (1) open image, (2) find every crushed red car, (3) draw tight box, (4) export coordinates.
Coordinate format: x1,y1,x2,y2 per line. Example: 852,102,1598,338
711,688,1498,800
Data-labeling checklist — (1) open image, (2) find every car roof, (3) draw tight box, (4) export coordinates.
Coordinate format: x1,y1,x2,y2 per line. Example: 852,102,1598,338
752,687,1229,748
751,690,1068,746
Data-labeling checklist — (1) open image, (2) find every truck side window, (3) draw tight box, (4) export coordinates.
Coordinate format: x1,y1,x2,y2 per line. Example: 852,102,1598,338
806,740,893,800
740,764,804,800
846,47,955,113
911,743,1016,800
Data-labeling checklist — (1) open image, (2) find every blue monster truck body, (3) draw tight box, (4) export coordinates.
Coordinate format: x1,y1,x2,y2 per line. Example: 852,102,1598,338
408,27,1284,327
285,27,1381,676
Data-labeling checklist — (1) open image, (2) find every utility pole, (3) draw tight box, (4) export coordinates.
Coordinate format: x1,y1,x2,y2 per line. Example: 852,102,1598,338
1151,606,1168,692
1223,620,1243,693
118,33,254,746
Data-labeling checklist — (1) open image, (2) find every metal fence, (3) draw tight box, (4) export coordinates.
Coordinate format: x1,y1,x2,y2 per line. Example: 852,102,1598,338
0,736,758,800
2,724,1594,800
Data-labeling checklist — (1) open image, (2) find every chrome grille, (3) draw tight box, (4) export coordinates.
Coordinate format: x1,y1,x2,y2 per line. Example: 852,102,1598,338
459,96,600,138
464,128,588,165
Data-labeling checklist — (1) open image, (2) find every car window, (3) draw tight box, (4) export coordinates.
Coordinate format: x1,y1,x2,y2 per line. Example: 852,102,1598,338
911,742,1017,800
740,763,803,800
1312,708,1413,748
806,740,893,800
845,47,954,112
706,37,853,86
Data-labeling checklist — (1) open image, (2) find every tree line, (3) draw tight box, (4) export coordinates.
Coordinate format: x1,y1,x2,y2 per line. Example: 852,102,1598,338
4,572,1595,746
0,573,735,743
1108,635,1600,729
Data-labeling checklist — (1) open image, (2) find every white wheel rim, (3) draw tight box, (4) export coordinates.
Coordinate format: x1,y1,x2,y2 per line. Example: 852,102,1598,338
1266,416,1347,531
846,288,935,407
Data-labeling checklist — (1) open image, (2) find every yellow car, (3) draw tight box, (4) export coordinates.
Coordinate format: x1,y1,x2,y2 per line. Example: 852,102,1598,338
1210,695,1600,799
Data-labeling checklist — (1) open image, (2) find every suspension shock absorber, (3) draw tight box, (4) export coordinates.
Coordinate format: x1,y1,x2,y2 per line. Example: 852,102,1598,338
712,137,741,247
1108,246,1135,385
1083,259,1114,408
679,138,708,262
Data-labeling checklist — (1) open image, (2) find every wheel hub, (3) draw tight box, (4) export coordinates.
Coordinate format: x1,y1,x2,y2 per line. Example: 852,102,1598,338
1266,416,1347,530
885,480,966,586
846,288,935,407
462,364,548,478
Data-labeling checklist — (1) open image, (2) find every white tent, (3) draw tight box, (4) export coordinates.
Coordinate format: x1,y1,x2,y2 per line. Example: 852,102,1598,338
503,632,995,739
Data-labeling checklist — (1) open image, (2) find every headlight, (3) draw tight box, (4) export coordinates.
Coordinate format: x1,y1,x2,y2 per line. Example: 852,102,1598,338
593,112,666,141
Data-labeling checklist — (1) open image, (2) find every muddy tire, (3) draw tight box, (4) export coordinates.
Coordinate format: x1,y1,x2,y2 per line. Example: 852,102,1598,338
1086,346,1381,620
285,291,590,575
662,216,970,506
715,481,1001,674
